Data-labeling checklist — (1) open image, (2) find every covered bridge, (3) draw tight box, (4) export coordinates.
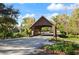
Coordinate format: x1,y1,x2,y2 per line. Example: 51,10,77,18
30,16,54,36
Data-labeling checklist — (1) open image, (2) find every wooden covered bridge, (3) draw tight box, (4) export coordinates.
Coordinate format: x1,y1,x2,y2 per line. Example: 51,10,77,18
30,16,55,36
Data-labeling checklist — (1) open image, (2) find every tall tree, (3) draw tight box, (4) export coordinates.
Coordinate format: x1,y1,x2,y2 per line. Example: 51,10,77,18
69,8,79,35
51,14,69,39
52,16,58,40
0,3,19,38
21,17,35,36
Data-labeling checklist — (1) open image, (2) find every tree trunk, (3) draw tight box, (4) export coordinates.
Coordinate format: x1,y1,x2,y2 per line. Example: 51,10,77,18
54,25,57,40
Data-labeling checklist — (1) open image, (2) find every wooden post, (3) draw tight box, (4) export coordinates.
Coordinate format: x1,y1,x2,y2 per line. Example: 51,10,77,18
31,30,34,36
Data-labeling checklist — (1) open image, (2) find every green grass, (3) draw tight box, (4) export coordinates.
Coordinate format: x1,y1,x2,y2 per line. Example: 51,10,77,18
49,37,79,44
60,37,79,44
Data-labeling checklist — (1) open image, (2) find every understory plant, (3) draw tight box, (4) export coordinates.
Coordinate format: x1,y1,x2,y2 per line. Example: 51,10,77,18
43,41,79,55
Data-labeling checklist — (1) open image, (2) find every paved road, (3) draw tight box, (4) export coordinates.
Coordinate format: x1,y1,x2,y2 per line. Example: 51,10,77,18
0,36,54,55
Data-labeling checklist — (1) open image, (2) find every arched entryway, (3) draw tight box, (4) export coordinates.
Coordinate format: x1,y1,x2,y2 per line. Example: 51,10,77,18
30,16,54,36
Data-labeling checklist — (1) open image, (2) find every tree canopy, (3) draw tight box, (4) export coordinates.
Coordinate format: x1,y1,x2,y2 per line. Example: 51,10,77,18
21,17,35,36
0,3,19,38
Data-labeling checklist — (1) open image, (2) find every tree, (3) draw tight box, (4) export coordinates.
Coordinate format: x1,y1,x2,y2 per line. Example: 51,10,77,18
21,17,35,36
51,14,69,39
52,16,58,40
0,3,19,18
57,14,69,36
0,3,19,38
68,8,79,35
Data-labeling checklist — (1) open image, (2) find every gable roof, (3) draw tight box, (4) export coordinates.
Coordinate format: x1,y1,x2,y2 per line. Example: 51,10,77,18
31,16,53,28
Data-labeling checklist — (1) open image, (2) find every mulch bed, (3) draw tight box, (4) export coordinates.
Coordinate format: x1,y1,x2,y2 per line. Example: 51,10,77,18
40,48,79,55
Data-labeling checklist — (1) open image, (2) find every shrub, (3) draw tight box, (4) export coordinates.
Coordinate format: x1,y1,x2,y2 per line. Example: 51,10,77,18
26,29,31,36
55,43,64,51
43,41,77,55
0,33,4,38
0,32,14,39
13,32,25,38
59,31,68,38
43,45,52,50
68,34,76,38
64,45,75,55
72,44,79,49
6,32,13,38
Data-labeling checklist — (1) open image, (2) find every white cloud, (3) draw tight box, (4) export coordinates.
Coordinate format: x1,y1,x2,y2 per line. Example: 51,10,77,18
22,14,35,19
47,4,65,11
47,3,79,11
50,13,59,17
18,13,35,20
67,4,79,10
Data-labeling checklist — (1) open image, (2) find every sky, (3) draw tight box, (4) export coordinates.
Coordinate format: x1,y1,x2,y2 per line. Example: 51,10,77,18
7,3,79,25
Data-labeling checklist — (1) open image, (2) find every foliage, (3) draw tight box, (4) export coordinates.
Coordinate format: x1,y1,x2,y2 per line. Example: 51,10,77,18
0,3,19,39
68,34,76,38
43,41,78,55
0,32,4,38
13,32,25,38
51,8,79,37
0,3,19,18
52,14,69,33
63,44,75,54
59,31,67,38
5,31,13,38
21,17,35,36
41,27,49,32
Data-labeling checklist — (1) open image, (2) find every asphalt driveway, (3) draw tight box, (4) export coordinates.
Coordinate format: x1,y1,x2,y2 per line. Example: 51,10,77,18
0,36,54,55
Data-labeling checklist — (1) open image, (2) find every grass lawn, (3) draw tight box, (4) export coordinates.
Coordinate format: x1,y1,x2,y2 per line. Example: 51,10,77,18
60,37,79,44
49,37,79,44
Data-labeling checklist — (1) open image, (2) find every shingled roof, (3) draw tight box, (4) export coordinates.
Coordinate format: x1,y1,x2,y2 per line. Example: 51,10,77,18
31,16,53,28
